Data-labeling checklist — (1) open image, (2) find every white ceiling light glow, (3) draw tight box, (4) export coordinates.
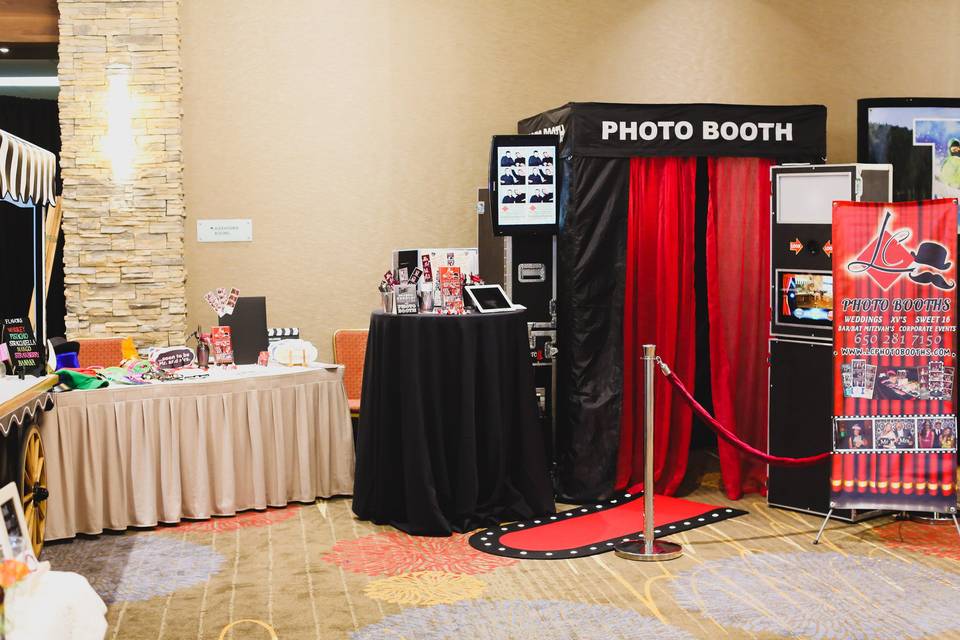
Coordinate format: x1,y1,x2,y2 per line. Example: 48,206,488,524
0,76,58,87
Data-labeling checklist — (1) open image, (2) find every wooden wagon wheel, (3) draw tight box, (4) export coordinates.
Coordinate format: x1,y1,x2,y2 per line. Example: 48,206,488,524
19,424,47,557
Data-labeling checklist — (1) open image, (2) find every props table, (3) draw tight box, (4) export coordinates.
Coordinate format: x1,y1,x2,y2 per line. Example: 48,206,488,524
41,364,354,540
353,310,554,535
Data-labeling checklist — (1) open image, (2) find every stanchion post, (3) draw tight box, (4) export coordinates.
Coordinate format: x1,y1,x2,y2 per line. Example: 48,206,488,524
615,344,682,562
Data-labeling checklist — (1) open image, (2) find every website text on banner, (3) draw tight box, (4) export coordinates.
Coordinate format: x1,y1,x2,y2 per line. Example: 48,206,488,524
831,199,958,514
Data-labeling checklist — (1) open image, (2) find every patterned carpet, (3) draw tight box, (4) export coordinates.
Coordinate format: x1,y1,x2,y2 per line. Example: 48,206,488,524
39,473,960,639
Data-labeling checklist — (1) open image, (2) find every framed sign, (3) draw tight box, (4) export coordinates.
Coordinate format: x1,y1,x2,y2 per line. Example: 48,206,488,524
0,482,36,565
1,317,43,376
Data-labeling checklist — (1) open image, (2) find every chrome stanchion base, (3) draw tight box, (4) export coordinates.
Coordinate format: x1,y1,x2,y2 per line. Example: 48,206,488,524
613,539,683,562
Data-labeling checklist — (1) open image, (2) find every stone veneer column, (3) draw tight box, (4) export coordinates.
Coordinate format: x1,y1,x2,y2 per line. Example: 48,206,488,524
58,0,186,346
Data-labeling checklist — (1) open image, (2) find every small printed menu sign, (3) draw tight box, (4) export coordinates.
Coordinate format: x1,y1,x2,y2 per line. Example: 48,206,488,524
2,318,42,375
395,284,419,315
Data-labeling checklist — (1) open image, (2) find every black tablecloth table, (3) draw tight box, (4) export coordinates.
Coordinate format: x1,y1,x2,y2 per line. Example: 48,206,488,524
353,310,555,535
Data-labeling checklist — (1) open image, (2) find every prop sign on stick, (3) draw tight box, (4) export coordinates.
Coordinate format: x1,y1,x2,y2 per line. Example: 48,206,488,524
1,318,42,376
204,287,240,317
830,199,958,514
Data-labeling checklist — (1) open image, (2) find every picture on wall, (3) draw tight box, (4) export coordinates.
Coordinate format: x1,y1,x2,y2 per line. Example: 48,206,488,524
858,98,960,202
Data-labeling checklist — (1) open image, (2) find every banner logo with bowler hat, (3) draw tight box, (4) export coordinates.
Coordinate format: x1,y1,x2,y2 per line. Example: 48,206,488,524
847,209,956,291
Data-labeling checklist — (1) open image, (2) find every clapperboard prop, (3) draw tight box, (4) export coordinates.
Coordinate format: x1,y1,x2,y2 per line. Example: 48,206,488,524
268,328,300,344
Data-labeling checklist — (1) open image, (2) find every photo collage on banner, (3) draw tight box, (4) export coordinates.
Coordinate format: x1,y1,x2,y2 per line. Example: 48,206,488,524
831,199,958,513
496,145,556,226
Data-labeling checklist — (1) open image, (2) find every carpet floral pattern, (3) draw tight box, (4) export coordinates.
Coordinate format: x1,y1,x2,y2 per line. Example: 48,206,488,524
871,519,960,561
350,599,698,640
671,551,960,640
322,530,516,576
37,492,960,639
362,570,487,605
162,505,302,533
42,534,224,605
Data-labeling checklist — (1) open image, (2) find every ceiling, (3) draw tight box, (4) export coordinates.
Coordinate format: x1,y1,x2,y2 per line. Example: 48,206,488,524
0,0,58,43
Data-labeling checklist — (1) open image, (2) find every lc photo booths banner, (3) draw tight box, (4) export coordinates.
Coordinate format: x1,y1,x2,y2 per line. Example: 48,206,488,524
519,103,826,501
831,199,958,513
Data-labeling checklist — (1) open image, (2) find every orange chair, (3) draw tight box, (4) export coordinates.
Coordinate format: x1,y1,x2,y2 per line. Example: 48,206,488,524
75,337,128,369
333,330,368,417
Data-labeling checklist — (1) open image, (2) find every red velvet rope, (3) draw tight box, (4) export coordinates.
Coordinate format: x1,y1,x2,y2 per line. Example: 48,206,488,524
662,368,830,467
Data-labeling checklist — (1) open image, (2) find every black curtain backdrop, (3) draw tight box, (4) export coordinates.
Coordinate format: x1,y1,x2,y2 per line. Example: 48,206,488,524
692,157,717,451
555,156,629,501
0,95,64,337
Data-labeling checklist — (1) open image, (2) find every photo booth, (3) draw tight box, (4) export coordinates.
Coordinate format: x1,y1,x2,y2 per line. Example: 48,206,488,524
516,102,827,501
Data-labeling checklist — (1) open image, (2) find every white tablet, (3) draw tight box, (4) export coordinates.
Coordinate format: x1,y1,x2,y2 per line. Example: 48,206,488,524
465,285,517,313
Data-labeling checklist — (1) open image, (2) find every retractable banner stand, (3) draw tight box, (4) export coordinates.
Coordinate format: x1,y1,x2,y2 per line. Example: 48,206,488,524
831,199,958,513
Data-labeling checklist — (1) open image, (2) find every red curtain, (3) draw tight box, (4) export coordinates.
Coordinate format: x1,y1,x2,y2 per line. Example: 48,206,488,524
616,157,697,495
706,157,774,499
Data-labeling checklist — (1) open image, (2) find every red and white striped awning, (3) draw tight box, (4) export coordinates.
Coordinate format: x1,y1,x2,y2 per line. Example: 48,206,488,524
0,128,56,207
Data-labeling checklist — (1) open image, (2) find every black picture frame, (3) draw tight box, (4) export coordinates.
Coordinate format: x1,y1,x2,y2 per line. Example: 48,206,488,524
488,134,560,237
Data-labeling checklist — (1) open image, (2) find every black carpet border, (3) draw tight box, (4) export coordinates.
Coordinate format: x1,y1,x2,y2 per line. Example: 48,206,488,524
468,489,748,560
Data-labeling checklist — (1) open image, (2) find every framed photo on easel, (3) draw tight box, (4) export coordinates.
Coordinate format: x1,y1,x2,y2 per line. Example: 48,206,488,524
0,483,37,567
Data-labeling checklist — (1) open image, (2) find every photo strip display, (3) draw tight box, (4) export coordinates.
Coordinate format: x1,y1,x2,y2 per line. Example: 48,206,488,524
840,359,877,399
497,145,556,227
834,416,957,452
841,358,954,400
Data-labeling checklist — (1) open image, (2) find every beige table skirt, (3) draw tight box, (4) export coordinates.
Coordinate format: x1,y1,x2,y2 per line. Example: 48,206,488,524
40,366,355,540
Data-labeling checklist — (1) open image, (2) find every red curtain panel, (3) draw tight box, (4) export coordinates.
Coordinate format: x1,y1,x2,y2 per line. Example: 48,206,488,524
617,157,698,494
706,157,775,499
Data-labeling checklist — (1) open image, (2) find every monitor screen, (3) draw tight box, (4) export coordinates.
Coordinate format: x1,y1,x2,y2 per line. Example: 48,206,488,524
858,98,960,202
776,270,833,329
490,134,559,236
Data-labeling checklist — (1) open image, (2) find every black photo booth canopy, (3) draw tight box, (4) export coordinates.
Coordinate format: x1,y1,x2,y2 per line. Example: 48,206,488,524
517,102,827,501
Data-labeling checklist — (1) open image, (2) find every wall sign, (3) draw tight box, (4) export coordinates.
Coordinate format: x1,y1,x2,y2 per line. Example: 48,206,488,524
197,219,253,243
519,102,827,161
830,199,958,514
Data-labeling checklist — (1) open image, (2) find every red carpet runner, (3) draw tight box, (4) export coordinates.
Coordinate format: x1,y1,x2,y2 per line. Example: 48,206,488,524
468,486,746,559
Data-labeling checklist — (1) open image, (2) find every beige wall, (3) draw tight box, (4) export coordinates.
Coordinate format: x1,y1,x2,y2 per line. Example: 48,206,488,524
181,0,960,360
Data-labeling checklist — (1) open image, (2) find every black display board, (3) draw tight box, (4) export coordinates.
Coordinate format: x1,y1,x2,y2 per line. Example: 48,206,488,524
222,297,268,365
